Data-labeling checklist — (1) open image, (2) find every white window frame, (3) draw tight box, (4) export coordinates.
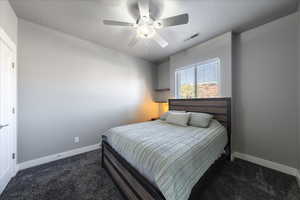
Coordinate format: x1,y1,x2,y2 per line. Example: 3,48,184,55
175,58,221,99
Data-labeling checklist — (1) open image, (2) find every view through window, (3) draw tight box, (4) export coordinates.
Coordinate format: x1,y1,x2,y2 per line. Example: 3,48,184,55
175,59,220,98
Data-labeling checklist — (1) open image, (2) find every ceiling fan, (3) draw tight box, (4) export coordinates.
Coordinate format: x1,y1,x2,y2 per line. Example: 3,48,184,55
102,0,189,48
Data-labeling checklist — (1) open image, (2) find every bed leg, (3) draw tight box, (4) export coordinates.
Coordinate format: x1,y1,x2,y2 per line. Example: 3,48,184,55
101,135,107,168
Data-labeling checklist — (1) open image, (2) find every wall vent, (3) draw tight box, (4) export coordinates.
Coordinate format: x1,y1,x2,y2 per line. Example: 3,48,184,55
184,33,199,42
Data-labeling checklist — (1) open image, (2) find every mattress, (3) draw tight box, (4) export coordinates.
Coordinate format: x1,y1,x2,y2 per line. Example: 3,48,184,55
105,119,227,200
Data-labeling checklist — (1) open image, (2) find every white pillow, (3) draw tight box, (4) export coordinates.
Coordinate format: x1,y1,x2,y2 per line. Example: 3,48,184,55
166,112,190,127
189,112,213,128
160,110,185,120
160,112,169,120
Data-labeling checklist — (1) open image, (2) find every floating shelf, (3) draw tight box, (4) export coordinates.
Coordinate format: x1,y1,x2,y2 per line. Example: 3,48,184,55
155,88,170,92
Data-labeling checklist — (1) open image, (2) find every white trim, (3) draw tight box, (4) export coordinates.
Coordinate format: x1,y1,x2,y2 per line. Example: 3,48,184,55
0,26,16,53
232,152,299,180
0,27,17,195
18,144,100,171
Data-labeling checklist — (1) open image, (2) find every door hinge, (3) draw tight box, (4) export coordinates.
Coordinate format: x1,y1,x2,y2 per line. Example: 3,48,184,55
12,107,15,114
12,153,15,159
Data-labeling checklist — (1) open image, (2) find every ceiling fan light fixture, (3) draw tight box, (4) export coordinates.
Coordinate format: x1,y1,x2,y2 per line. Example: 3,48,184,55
153,20,163,29
142,15,150,22
102,0,189,48
137,24,155,38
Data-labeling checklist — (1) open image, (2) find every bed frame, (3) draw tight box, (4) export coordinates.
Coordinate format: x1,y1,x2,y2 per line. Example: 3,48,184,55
102,98,231,200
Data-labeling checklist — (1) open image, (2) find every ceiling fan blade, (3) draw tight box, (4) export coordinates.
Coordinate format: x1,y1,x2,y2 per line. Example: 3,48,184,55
128,35,139,47
103,20,134,26
153,33,168,48
161,13,189,27
138,0,150,19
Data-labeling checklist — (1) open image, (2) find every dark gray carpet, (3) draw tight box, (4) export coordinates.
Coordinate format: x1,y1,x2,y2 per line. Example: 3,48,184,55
1,150,299,200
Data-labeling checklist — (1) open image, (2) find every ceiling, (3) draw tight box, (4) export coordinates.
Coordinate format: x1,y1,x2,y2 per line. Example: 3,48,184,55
10,0,298,63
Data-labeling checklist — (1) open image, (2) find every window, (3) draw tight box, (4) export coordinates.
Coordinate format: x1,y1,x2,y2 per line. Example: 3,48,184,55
175,66,195,98
175,59,220,98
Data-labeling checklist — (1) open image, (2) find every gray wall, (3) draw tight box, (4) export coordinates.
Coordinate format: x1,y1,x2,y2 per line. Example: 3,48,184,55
18,19,158,163
161,12,299,169
234,13,299,168
298,5,300,172
154,60,170,105
169,32,232,98
0,0,17,44
156,60,170,90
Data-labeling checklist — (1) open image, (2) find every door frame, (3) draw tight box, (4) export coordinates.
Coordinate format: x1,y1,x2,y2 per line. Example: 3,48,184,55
0,26,17,194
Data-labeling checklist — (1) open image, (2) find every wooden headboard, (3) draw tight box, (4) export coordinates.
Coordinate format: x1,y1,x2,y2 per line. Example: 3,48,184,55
168,98,231,156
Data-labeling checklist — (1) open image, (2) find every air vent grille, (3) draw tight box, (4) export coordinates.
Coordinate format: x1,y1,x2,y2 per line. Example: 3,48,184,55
184,33,199,42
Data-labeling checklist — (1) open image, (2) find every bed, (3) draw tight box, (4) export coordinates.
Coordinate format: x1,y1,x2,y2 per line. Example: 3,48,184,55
102,98,231,200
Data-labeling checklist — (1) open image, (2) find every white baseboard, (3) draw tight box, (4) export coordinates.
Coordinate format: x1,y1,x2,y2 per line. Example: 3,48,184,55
232,152,300,187
18,143,100,171
297,170,300,187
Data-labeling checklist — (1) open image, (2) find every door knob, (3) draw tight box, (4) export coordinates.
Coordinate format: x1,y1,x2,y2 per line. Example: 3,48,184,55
0,124,9,129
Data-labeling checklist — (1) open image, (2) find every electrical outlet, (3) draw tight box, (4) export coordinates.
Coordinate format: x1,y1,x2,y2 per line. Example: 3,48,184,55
74,136,80,144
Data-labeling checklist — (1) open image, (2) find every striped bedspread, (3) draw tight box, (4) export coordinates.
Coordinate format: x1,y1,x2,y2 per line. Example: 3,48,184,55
105,119,227,200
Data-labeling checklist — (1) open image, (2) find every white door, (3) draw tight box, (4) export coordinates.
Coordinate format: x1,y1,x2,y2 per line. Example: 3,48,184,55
0,34,16,194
